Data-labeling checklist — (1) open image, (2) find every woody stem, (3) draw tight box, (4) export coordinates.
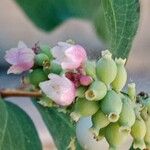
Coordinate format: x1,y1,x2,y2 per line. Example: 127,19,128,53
0,89,42,98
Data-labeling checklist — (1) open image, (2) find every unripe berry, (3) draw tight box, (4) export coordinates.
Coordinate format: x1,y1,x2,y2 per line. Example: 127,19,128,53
90,109,110,136
118,94,135,128
40,45,53,59
95,128,106,141
144,116,150,149
85,60,97,79
85,80,107,101
35,53,50,66
28,69,48,87
111,58,127,92
105,123,128,150
96,50,117,86
100,90,122,122
50,61,62,75
128,83,136,101
143,97,150,115
131,117,146,149
70,98,99,122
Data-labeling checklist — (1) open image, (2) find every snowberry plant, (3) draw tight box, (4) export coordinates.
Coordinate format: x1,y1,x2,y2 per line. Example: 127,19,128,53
0,0,145,150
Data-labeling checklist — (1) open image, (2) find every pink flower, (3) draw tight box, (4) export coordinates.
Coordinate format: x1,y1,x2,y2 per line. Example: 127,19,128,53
65,72,92,88
39,74,76,106
52,42,87,70
5,41,35,74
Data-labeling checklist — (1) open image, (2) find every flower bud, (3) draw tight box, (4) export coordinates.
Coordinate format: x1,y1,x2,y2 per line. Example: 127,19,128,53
131,117,146,149
40,45,53,59
105,123,128,150
128,83,136,101
79,75,93,86
70,98,99,122
90,109,110,136
28,69,48,87
143,97,150,115
144,116,150,149
96,50,117,86
111,58,127,92
85,60,97,79
35,53,50,66
118,95,135,128
85,80,107,101
100,90,122,122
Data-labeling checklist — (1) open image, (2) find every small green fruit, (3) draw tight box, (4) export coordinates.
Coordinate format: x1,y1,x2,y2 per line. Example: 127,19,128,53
131,117,146,149
90,109,110,136
144,116,150,149
100,90,122,122
128,83,136,101
94,128,106,141
105,123,128,150
50,61,62,75
118,94,135,128
143,97,150,115
35,53,50,66
96,50,117,86
40,45,53,59
28,69,48,87
85,60,97,79
70,98,99,122
85,80,107,101
111,58,127,92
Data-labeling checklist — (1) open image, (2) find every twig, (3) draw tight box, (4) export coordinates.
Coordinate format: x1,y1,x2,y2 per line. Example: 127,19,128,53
0,89,42,98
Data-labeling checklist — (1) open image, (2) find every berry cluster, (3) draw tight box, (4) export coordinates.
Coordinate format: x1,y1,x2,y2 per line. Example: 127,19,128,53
5,41,150,150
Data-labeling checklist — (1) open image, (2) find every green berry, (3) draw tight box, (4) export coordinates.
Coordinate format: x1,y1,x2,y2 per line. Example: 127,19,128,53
144,116,150,149
28,69,48,87
96,50,117,86
131,117,146,149
40,45,53,59
105,123,128,150
85,60,97,79
111,58,127,92
118,94,135,128
70,98,99,122
100,90,122,122
50,61,62,75
85,80,107,101
143,97,150,115
35,53,50,66
90,109,110,136
128,83,136,101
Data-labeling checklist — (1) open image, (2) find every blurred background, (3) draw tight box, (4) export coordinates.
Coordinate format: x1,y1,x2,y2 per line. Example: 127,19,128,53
0,0,150,149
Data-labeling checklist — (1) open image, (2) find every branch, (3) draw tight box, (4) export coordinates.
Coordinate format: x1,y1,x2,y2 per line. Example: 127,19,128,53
0,89,42,98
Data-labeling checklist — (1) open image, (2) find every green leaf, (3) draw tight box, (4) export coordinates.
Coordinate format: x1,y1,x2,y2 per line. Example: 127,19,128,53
14,0,100,31
33,100,83,150
97,0,140,58
14,0,140,59
0,99,42,150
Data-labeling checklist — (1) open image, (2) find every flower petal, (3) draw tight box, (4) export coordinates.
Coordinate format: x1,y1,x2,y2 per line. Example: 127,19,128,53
40,74,76,106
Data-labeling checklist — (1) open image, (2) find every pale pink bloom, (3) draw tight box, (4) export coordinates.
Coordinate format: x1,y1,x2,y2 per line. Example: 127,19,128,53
39,74,76,106
80,75,93,86
52,42,87,70
5,41,35,74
